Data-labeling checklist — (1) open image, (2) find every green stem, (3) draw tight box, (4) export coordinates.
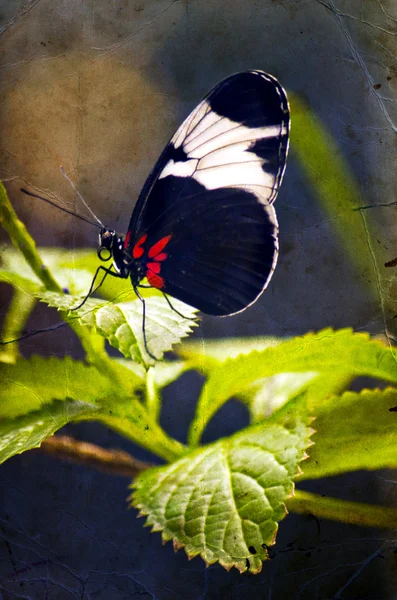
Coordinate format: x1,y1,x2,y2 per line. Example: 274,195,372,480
0,184,60,290
145,367,161,421
288,489,397,529
40,435,152,478
0,289,35,363
89,413,185,462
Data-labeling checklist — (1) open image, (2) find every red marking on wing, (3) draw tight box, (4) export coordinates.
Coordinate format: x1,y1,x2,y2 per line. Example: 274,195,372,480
148,235,172,258
123,230,132,249
154,252,168,262
147,271,165,289
132,234,147,259
147,262,161,274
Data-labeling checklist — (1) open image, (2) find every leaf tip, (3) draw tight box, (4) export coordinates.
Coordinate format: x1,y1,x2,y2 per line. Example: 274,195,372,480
173,538,184,553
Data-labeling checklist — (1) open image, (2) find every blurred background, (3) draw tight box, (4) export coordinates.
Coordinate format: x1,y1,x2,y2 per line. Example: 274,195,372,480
1,0,397,598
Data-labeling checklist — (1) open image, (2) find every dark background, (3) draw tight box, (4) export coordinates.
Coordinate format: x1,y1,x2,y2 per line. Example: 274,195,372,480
1,0,397,598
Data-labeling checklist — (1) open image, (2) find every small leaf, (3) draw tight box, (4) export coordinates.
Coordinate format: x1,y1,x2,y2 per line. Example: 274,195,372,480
0,398,99,463
38,291,198,365
189,328,397,445
302,387,397,479
131,412,312,573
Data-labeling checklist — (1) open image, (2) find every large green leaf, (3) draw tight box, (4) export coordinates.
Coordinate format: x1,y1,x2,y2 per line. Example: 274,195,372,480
131,411,312,573
188,329,397,445
0,398,99,463
301,387,397,479
39,291,198,366
0,355,184,463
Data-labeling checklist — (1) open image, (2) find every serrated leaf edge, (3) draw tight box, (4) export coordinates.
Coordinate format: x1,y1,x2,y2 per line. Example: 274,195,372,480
129,420,315,574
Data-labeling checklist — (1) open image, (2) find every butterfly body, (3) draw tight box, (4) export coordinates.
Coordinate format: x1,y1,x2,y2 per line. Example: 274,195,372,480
97,70,290,321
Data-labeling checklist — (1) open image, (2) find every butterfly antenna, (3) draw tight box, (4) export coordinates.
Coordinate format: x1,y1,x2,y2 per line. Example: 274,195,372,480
60,166,104,228
20,188,102,229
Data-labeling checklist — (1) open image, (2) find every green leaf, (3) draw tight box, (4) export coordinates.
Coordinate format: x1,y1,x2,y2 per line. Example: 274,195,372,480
0,355,122,420
0,271,41,294
150,361,194,389
301,387,397,479
179,336,283,364
248,371,354,422
188,328,397,445
0,355,184,462
45,248,133,299
0,245,148,300
39,291,198,365
131,412,312,573
248,372,318,421
0,398,100,463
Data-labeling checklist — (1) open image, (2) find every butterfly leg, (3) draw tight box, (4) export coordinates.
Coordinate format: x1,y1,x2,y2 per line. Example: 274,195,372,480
72,265,120,311
162,292,196,320
137,285,194,319
134,286,157,361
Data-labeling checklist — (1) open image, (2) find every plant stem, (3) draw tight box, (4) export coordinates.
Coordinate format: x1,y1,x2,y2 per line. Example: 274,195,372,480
288,489,397,529
40,435,152,477
0,289,35,363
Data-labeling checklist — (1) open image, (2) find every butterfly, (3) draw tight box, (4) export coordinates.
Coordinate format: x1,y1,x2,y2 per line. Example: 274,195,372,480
92,70,290,356
22,70,290,360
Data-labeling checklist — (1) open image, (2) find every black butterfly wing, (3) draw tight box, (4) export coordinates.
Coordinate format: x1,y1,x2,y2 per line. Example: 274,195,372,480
126,70,289,316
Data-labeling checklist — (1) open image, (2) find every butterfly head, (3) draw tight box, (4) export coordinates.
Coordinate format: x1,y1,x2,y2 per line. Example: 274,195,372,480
97,228,118,261
97,228,129,277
